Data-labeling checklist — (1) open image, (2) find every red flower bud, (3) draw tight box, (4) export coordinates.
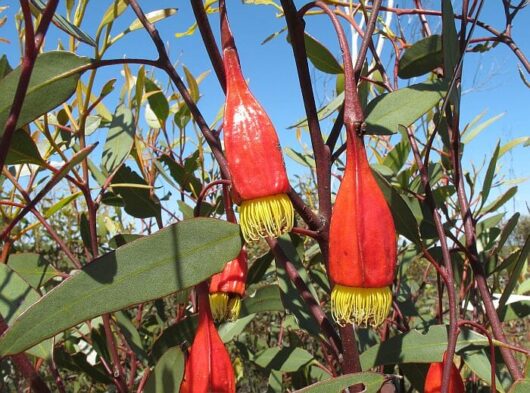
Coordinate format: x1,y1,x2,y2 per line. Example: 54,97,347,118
329,133,397,327
180,290,236,393
209,249,248,321
221,3,293,242
424,353,465,393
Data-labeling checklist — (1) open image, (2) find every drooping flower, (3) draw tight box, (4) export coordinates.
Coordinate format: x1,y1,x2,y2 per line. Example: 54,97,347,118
329,131,397,327
180,289,236,393
221,2,294,243
209,249,248,321
424,353,465,393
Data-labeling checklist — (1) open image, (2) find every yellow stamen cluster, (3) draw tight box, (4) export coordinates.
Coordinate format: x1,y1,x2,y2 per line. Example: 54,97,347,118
209,293,242,322
331,285,392,327
239,193,294,242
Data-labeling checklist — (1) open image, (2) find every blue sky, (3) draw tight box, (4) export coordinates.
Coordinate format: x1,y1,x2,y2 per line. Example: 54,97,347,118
0,0,528,215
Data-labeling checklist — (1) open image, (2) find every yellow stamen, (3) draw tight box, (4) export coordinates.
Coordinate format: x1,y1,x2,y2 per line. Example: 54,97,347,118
239,193,294,242
331,285,392,327
209,293,242,322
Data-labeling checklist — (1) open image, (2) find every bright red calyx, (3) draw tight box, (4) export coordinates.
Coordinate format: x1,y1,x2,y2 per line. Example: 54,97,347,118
328,128,397,326
180,291,236,393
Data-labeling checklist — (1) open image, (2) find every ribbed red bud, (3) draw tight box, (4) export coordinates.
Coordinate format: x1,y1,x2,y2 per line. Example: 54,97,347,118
221,2,293,242
209,249,248,321
424,353,465,393
329,132,397,327
180,290,235,393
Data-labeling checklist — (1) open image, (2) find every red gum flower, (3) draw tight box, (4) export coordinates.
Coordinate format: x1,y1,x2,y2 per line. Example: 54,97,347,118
180,290,236,393
221,3,293,242
209,249,248,321
329,132,397,327
424,354,465,393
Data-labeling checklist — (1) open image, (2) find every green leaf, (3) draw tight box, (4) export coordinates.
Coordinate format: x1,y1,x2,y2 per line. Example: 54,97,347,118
497,237,530,319
145,78,169,126
0,54,12,79
461,349,505,393
31,0,96,46
183,65,200,102
112,165,161,219
499,136,530,157
289,92,343,129
5,128,45,165
442,0,460,107
481,186,517,214
43,192,82,218
115,311,147,361
293,372,385,393
144,346,185,393
360,325,493,369
253,346,313,372
372,170,421,244
0,218,242,356
285,148,316,169
240,285,284,317
102,104,135,173
365,81,447,135
111,8,178,45
481,141,500,205
98,0,129,31
159,154,202,196
7,253,58,289
398,35,442,79
303,33,343,74
509,379,530,393
151,317,197,363
218,313,255,342
246,252,274,286
0,264,52,359
461,112,504,144
0,51,90,136
498,213,520,251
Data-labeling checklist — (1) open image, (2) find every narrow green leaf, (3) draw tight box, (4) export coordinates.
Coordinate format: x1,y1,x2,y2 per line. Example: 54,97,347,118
481,142,500,205
509,379,530,393
98,0,129,31
497,236,530,318
218,314,255,342
7,253,58,289
497,213,520,251
112,165,161,219
481,186,517,214
0,54,12,79
499,136,529,157
102,104,135,173
294,372,385,393
0,218,242,356
183,65,200,102
159,154,202,196
289,92,343,129
0,51,90,135
461,112,504,144
31,0,96,46
144,346,185,393
285,148,316,169
398,35,442,79
246,252,274,286
115,311,147,361
365,81,447,135
442,0,460,107
5,128,45,165
112,8,178,45
253,346,313,372
43,192,82,218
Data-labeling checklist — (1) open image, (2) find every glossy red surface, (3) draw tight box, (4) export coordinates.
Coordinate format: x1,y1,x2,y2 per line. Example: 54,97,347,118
328,133,397,288
209,249,247,296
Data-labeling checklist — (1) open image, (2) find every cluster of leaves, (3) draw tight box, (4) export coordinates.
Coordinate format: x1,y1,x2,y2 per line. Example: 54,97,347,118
0,1,529,392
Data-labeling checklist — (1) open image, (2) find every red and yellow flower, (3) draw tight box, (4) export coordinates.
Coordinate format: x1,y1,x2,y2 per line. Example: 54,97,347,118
329,131,397,327
221,2,293,242
209,249,248,321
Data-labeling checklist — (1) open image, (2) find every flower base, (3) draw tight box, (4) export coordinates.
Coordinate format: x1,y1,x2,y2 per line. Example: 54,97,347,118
209,292,242,322
331,284,392,327
239,193,294,242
